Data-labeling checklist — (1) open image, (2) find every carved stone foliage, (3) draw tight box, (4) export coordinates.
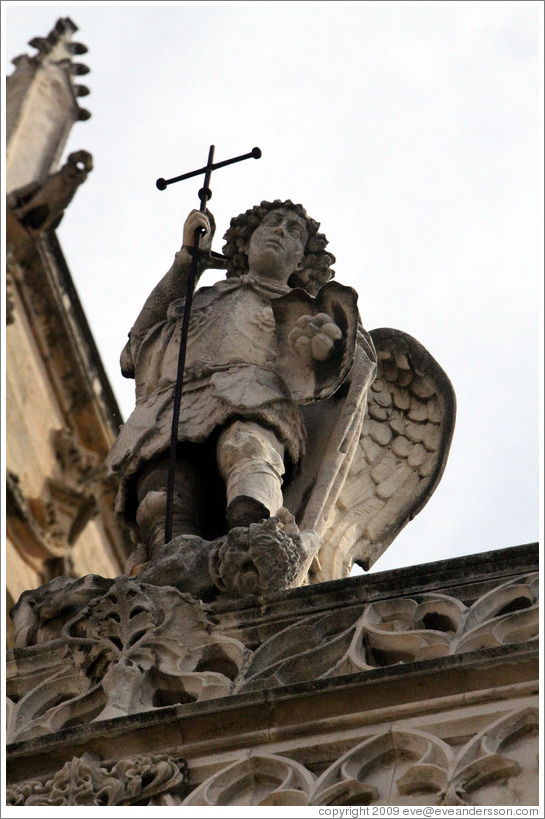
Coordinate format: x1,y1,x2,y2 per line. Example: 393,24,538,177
236,573,538,692
8,571,538,743
8,576,247,743
6,752,187,806
182,708,538,806
6,709,538,806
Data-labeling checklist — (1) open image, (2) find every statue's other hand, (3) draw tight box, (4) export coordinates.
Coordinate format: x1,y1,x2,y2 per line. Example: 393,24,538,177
289,312,342,362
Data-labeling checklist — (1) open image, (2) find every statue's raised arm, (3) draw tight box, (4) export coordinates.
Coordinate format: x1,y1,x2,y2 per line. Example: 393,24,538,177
120,209,215,378
105,199,455,600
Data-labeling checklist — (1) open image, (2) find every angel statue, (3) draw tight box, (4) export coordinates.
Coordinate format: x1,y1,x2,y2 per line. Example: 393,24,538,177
105,201,456,598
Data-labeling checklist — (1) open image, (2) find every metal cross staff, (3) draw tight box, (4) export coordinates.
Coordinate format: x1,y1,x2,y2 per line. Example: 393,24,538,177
156,144,262,544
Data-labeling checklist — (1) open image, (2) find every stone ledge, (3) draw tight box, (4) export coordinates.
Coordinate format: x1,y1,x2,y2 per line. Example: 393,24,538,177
212,541,538,636
7,640,538,784
7,542,536,668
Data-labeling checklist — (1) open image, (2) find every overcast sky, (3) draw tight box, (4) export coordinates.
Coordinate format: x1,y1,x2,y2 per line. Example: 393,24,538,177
4,1,543,576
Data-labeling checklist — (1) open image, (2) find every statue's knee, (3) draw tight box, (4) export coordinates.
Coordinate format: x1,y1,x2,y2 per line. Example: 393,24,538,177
217,421,284,479
217,422,266,472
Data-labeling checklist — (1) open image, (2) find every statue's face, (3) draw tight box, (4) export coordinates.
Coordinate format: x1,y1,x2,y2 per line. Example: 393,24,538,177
247,208,308,284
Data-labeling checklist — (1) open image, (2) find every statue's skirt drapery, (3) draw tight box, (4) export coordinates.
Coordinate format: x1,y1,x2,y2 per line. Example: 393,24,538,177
107,367,306,511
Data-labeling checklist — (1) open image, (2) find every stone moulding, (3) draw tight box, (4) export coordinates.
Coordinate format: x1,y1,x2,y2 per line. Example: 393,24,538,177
235,570,539,692
6,545,539,746
5,543,539,806
6,708,538,807
182,707,539,806
309,707,540,807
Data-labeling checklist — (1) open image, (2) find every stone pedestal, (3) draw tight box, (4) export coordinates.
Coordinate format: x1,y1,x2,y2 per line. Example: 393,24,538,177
5,543,538,806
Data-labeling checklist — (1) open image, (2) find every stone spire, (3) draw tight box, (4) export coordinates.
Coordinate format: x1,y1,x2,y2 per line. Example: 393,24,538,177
6,17,91,194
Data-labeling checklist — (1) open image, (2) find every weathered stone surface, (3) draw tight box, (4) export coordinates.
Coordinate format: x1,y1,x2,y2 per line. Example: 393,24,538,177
8,575,247,744
6,751,188,806
104,203,456,589
5,20,130,643
5,228,129,611
234,569,538,692
125,511,321,599
6,545,538,751
6,19,536,810
7,150,93,232
6,544,539,807
181,707,539,806
6,17,91,193
183,753,315,805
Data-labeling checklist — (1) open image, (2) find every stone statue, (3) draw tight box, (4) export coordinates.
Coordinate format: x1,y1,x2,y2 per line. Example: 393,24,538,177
104,199,456,598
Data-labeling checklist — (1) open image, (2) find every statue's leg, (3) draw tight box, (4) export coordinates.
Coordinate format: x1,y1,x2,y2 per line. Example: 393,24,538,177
135,455,206,556
217,420,285,529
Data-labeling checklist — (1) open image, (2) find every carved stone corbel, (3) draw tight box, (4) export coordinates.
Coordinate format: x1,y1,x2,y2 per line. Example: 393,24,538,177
7,429,102,572
7,150,93,233
40,427,102,545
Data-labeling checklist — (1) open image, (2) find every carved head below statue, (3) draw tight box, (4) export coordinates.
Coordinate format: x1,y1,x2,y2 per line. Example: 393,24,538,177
222,200,336,295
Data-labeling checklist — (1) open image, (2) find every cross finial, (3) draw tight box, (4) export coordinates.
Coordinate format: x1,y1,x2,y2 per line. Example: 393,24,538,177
156,145,262,206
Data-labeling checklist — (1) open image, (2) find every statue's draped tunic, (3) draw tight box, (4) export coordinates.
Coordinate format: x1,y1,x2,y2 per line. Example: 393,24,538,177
106,275,306,494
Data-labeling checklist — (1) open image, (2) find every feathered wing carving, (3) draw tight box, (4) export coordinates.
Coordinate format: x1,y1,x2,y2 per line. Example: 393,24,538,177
313,327,456,581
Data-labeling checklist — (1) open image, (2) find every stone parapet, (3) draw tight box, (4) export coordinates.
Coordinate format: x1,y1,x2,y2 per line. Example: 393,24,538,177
5,543,539,806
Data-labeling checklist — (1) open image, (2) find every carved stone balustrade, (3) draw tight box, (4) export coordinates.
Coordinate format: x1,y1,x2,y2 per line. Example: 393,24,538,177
6,543,539,806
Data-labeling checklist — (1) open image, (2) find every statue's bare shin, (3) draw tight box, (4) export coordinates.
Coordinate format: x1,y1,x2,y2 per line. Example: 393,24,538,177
217,421,285,529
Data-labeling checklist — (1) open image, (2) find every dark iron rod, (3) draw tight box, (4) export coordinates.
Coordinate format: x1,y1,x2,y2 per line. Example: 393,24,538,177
157,147,261,190
160,144,261,544
164,146,215,544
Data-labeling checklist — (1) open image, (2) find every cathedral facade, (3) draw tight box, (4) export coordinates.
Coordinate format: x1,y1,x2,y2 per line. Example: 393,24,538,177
4,18,539,809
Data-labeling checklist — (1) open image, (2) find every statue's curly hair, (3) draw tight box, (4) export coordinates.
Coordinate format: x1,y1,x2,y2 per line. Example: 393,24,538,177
222,200,335,296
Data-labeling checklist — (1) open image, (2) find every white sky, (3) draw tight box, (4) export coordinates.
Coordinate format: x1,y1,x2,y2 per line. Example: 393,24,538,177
3,1,543,575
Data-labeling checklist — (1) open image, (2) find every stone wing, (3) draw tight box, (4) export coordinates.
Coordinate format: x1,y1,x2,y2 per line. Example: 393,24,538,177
315,328,456,579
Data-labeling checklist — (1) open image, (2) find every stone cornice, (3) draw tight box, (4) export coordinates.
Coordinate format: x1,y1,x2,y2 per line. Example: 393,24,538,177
6,544,539,805
212,541,539,640
7,641,537,783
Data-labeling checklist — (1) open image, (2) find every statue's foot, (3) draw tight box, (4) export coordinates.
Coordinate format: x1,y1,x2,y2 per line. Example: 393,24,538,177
226,495,269,529
135,534,218,599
